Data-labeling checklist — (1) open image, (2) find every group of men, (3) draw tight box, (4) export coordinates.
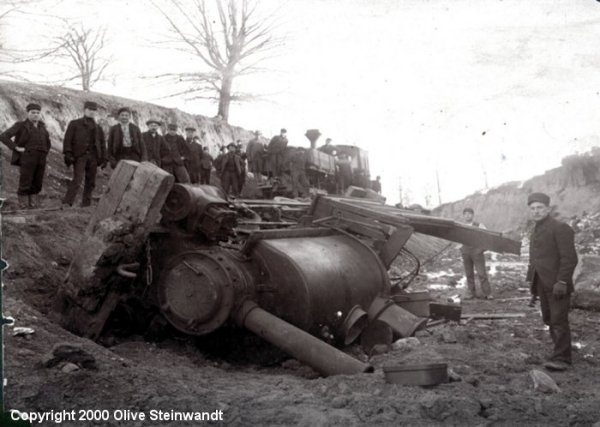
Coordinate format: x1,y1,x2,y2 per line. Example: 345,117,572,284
461,193,578,372
1,101,219,208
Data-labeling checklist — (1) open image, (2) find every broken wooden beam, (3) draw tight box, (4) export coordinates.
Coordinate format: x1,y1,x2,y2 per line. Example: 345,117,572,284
460,312,526,320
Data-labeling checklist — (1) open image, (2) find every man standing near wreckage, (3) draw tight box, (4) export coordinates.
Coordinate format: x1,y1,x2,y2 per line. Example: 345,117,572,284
526,192,578,371
220,142,243,197
142,119,168,167
0,103,51,209
183,127,203,183
107,107,146,167
162,123,190,183
267,128,288,177
62,101,107,207
461,207,493,300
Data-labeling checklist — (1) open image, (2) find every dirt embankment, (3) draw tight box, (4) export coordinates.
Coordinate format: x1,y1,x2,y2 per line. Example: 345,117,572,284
0,79,258,157
433,149,600,232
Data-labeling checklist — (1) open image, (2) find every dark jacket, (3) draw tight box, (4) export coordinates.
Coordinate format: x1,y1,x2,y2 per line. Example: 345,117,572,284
107,122,146,162
220,152,243,176
183,138,203,171
268,135,288,153
162,134,186,166
200,152,213,169
1,119,51,153
526,216,578,293
63,117,106,161
142,131,169,166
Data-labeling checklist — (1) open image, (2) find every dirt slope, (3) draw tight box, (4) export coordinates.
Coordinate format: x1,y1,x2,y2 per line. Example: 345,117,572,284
433,149,600,232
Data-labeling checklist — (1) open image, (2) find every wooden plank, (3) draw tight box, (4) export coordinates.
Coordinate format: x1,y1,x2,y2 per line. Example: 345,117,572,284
118,163,173,226
310,196,521,255
379,225,414,268
461,313,526,320
86,161,137,233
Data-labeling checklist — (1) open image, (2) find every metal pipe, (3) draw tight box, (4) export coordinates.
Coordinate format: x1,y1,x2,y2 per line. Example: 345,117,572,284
116,262,140,279
236,300,373,376
367,296,428,338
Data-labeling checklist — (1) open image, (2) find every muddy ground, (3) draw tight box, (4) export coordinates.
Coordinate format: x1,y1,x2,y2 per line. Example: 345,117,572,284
2,156,600,426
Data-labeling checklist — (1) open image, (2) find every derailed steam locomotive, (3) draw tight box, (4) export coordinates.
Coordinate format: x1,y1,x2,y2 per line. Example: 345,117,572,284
58,161,520,376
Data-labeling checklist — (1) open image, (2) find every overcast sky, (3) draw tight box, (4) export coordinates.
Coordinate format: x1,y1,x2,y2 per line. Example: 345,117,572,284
2,0,600,206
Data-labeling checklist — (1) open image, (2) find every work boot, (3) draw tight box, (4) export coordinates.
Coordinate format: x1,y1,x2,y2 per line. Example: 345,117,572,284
544,360,570,371
17,195,29,209
463,293,476,300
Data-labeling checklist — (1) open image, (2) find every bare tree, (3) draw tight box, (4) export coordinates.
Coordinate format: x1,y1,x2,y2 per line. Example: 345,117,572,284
52,24,111,91
0,1,62,77
152,0,283,122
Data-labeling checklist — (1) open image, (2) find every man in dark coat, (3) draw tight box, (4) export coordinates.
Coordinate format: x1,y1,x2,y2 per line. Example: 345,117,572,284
246,130,265,180
267,128,288,177
371,176,382,194
62,101,107,207
182,127,203,183
220,142,243,197
318,138,336,155
199,147,213,185
162,124,190,183
526,192,578,371
142,119,169,167
0,103,51,209
335,153,353,193
107,107,146,167
460,208,492,299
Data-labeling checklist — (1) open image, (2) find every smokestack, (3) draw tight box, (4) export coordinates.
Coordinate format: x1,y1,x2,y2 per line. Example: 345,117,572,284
305,129,321,149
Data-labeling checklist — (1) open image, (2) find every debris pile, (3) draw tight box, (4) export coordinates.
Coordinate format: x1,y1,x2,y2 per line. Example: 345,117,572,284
570,211,600,255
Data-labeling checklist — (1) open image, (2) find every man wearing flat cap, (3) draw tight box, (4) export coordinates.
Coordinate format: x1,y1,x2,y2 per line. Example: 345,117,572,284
62,101,107,207
246,130,265,181
526,192,578,371
162,124,190,183
460,207,492,300
183,126,203,184
142,120,169,167
0,102,51,209
267,128,288,177
107,107,146,168
220,142,243,197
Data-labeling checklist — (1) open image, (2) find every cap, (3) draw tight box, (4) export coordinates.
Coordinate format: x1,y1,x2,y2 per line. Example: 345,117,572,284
185,127,196,132
227,142,236,149
117,107,131,115
463,207,474,214
84,101,98,111
527,192,550,206
280,128,287,133
26,103,41,112
167,123,178,131
146,119,162,126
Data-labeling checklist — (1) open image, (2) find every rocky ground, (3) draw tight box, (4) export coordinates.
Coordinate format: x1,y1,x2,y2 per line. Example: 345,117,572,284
2,154,600,426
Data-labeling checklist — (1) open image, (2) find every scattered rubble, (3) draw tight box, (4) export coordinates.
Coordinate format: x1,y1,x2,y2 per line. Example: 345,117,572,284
41,343,97,370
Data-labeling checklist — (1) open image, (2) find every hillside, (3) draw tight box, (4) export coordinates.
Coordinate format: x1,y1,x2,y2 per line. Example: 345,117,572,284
0,80,257,156
433,149,600,231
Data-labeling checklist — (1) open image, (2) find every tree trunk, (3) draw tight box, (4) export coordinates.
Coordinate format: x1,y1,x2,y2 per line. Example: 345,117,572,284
82,72,90,92
217,73,233,123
